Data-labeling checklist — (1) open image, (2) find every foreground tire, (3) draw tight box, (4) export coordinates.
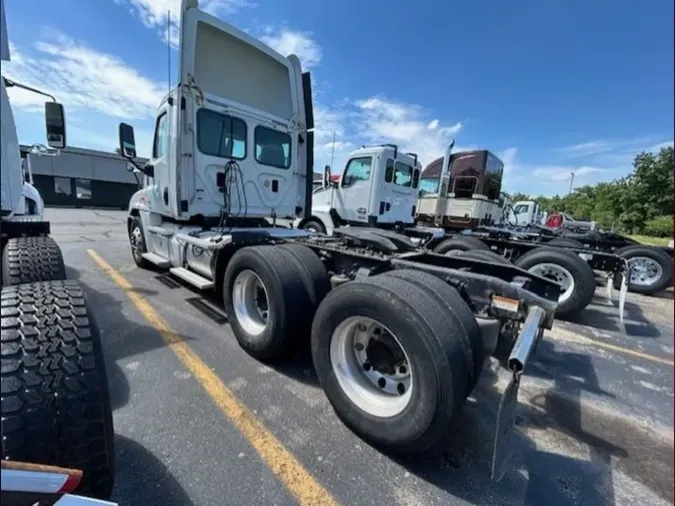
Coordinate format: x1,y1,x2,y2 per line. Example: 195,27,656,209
128,216,150,269
515,247,595,318
223,246,308,360
1,236,66,287
311,275,471,454
547,238,584,248
432,236,490,255
384,269,484,391
0,280,115,498
614,245,673,294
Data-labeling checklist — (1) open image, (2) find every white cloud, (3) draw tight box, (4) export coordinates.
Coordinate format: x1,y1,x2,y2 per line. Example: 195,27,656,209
3,34,165,119
260,29,322,69
116,0,254,47
352,96,463,167
531,165,604,182
560,140,614,157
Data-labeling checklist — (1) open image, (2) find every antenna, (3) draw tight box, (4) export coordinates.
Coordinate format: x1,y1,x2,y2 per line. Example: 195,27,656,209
330,131,336,169
167,10,171,95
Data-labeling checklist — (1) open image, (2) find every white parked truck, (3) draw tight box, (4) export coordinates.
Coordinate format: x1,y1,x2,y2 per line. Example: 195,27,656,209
119,0,563,481
295,144,422,234
0,0,116,502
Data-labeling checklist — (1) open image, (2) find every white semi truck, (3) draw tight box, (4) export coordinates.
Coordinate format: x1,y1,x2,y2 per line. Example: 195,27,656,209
0,0,116,502
118,0,563,480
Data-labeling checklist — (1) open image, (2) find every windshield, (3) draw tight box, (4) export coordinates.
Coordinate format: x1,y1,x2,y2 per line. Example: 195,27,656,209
418,177,439,195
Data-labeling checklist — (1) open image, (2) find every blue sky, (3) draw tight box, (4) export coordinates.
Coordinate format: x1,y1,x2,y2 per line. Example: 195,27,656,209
3,0,673,196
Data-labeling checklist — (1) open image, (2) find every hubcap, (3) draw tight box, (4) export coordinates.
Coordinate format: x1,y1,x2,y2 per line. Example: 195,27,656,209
130,226,144,261
232,270,269,336
627,256,663,286
330,316,412,418
528,263,575,303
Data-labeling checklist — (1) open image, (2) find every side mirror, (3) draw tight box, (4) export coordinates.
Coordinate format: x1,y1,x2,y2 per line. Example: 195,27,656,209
323,165,331,188
45,102,66,150
119,123,137,159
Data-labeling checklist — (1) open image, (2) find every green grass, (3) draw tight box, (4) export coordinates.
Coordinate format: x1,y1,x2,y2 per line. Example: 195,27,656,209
628,235,672,247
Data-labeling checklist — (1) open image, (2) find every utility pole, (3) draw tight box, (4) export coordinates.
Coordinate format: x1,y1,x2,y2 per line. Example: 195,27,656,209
568,171,575,195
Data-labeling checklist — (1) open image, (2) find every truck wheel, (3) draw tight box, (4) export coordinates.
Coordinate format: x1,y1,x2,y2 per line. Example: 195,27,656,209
1,280,115,498
547,238,584,248
278,243,331,307
128,216,150,268
1,236,66,287
614,245,673,294
311,274,471,454
432,236,489,255
515,247,595,318
223,246,308,360
383,269,484,391
300,219,326,235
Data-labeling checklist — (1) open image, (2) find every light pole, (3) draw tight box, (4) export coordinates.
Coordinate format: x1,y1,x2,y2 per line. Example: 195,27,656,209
568,171,575,195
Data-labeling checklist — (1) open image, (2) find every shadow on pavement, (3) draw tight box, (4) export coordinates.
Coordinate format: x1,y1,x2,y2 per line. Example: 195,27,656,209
66,265,198,412
569,296,660,338
111,434,195,506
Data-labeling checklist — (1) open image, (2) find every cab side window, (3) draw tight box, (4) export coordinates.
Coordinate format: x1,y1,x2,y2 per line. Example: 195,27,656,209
384,159,394,183
393,162,412,187
342,157,372,188
153,112,168,159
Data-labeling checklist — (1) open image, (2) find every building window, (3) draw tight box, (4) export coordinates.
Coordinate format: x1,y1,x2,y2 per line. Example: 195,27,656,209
255,126,291,169
54,177,71,196
197,109,247,160
75,179,92,200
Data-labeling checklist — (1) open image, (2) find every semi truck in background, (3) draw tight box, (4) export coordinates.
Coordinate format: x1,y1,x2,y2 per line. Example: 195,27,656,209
0,0,116,502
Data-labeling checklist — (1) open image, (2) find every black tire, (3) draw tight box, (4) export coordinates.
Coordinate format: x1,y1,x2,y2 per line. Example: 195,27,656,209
301,219,326,235
1,280,115,498
432,236,490,254
383,269,484,391
547,238,584,248
223,246,308,360
1,236,66,287
277,243,331,333
311,275,471,454
515,247,596,318
614,245,673,294
128,216,150,269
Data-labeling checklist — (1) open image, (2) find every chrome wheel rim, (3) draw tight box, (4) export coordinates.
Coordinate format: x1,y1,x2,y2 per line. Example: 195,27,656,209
130,226,144,262
330,316,412,418
232,270,269,336
529,263,576,303
627,256,663,286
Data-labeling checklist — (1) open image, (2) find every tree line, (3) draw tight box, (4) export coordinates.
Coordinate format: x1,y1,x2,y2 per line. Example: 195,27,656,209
507,146,674,237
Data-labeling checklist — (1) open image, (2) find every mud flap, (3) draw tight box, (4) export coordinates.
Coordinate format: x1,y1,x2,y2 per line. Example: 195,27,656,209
490,371,521,482
619,271,628,324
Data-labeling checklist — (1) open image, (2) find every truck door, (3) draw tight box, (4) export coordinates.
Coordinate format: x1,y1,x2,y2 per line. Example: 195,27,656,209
512,202,532,226
336,156,373,223
378,159,417,224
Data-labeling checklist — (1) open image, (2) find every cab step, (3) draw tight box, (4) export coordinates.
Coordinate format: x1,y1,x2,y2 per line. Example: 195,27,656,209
169,267,214,290
141,252,170,268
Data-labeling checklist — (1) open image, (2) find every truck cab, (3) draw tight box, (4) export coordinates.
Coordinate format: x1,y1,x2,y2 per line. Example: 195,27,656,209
511,200,545,227
118,0,312,286
298,144,422,235
416,148,504,230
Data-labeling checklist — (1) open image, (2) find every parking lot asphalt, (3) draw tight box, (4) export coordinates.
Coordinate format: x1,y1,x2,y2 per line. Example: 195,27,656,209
46,208,674,506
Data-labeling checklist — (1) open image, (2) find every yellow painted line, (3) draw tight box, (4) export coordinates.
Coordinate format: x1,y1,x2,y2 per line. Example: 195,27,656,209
87,249,338,506
547,328,674,367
